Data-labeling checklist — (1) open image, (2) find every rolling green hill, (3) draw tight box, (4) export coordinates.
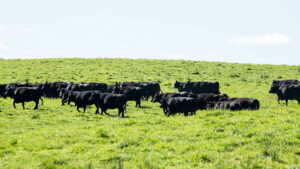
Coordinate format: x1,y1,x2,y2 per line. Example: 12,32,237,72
0,58,299,168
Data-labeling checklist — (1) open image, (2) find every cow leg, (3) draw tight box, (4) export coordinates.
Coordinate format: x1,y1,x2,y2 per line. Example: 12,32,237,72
61,100,65,106
13,100,16,108
77,106,80,112
22,102,25,109
40,98,43,105
95,105,99,114
137,99,141,107
285,99,288,106
277,97,280,104
101,108,104,115
83,106,86,113
34,100,39,110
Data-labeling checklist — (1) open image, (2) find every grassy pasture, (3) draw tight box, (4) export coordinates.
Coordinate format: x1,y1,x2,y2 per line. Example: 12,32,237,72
0,58,299,168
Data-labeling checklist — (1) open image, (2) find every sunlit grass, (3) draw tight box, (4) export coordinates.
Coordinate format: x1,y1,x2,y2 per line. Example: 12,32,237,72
0,58,299,168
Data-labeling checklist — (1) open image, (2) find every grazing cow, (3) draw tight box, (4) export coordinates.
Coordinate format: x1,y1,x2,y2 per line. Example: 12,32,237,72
66,91,96,113
173,81,220,94
194,93,228,110
269,80,299,104
66,82,107,92
159,97,197,116
151,92,190,103
4,87,43,110
90,92,127,117
113,86,143,107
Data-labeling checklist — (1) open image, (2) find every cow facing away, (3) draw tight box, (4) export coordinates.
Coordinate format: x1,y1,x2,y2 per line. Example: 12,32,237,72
269,80,299,105
160,97,197,116
90,92,127,117
4,87,43,110
173,81,220,94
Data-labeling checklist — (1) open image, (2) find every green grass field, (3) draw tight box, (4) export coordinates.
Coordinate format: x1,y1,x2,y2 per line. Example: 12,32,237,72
0,58,299,168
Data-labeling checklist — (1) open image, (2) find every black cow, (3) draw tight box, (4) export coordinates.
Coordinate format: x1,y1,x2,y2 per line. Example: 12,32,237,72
66,91,96,113
208,101,233,110
160,97,197,116
277,84,300,106
106,84,117,93
42,81,72,98
0,84,6,97
228,98,260,110
173,81,220,94
113,86,143,107
269,80,299,104
4,87,43,110
66,82,107,92
194,93,228,110
59,89,75,106
5,83,32,90
120,82,161,100
151,92,190,103
90,92,127,117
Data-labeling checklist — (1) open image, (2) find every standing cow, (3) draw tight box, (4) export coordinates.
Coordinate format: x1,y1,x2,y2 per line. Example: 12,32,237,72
173,81,220,94
4,87,43,110
269,80,299,104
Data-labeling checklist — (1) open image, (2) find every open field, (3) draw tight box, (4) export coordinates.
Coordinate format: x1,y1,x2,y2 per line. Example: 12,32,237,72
0,58,299,168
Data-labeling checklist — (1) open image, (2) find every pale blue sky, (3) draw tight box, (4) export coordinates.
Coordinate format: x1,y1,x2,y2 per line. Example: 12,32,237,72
0,0,299,65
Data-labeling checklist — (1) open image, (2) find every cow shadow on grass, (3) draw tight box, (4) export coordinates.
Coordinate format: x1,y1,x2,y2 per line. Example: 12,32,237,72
138,106,151,109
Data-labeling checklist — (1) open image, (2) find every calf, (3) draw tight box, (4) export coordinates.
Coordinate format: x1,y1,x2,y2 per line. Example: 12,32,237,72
160,97,197,116
113,86,143,107
90,92,127,117
4,87,43,110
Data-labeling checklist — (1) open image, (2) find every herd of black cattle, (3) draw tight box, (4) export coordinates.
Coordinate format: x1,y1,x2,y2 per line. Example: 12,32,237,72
0,79,299,117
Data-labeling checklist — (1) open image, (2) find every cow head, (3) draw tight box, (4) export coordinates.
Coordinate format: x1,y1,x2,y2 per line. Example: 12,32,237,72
159,99,167,109
89,92,99,104
112,85,121,94
214,94,228,101
173,81,180,89
269,80,280,93
151,92,163,102
4,87,14,98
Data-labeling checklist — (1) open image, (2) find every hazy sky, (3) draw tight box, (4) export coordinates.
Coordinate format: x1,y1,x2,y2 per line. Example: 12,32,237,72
0,0,299,65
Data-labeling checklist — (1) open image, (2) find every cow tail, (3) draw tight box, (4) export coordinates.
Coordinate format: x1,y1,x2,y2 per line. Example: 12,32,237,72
160,89,164,94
